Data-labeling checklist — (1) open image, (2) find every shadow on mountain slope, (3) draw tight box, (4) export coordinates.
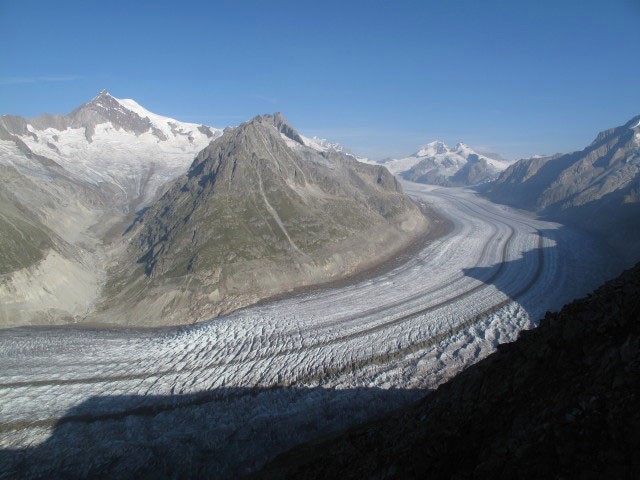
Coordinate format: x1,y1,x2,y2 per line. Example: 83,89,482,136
461,225,622,321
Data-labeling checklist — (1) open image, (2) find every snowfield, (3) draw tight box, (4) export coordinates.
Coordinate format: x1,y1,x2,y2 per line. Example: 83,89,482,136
8,92,223,204
381,141,511,177
0,183,616,478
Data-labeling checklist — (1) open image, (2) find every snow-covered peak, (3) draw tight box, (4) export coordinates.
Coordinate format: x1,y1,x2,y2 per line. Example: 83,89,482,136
291,134,373,163
415,140,449,157
379,140,512,185
454,142,473,155
88,92,218,141
4,92,224,203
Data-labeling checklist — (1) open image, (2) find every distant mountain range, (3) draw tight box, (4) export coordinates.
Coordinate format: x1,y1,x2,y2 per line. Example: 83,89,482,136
483,115,640,264
3,90,637,327
380,141,512,186
0,94,427,327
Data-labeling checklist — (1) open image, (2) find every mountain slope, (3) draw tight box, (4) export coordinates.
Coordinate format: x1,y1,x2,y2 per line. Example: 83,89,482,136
0,160,113,326
382,141,510,186
95,113,429,326
483,115,640,263
0,168,54,274
0,92,221,327
258,260,640,479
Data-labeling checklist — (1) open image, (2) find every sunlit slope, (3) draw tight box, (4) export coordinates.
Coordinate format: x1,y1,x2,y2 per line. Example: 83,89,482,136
98,113,429,325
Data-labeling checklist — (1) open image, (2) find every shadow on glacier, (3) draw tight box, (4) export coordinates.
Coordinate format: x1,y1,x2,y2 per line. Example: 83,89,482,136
461,226,621,321
0,385,428,480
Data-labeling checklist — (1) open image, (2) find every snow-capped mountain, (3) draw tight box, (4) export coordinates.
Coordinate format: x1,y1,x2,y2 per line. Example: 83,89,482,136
0,91,221,326
381,141,511,186
277,132,376,165
303,136,376,164
0,90,222,203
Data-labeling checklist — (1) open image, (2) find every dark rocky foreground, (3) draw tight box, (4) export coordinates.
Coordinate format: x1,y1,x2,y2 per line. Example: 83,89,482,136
256,262,640,479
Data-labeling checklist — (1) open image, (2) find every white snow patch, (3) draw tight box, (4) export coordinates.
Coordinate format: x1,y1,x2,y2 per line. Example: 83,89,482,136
280,132,302,149
299,134,326,152
115,96,217,141
302,135,374,164
14,103,222,203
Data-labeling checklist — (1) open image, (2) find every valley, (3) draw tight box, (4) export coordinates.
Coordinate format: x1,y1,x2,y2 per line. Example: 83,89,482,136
2,4,639,478
0,183,617,478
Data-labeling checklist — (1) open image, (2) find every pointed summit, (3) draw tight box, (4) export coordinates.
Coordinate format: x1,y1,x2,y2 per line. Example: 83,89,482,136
415,141,449,157
105,113,428,325
90,89,113,103
252,112,305,145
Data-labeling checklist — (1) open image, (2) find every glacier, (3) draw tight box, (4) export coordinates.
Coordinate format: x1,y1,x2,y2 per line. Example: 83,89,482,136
0,183,616,478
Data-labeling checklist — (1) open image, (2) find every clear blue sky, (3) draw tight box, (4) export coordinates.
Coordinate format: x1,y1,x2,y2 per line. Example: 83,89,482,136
1,0,638,160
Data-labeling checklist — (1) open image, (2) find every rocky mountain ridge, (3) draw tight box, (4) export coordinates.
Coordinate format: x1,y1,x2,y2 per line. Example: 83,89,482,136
483,114,640,263
95,113,429,326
